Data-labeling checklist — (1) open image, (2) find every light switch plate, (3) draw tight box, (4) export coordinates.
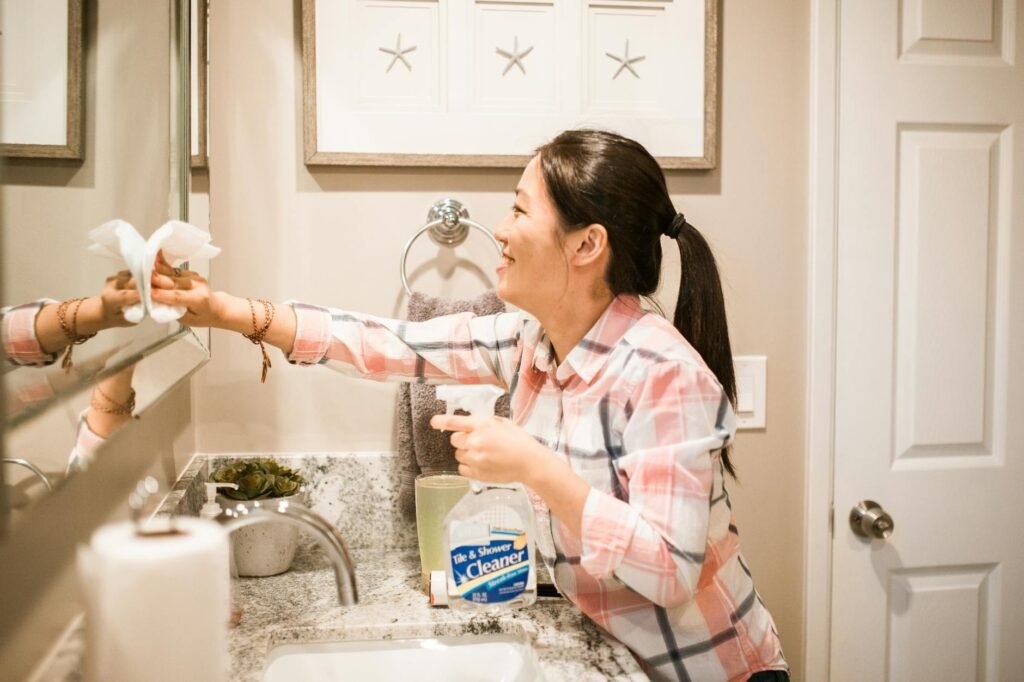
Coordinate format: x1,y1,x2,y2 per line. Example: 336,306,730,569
733,355,766,429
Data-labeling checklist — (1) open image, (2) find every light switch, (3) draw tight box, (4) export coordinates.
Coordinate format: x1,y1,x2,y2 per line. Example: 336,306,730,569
732,355,766,429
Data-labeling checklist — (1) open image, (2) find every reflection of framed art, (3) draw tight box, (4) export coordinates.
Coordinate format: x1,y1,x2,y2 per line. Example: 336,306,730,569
190,0,209,168
0,0,84,159
301,0,718,169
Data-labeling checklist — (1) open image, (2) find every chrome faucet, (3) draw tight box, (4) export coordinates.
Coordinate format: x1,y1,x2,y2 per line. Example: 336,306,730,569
2,458,53,492
216,498,358,605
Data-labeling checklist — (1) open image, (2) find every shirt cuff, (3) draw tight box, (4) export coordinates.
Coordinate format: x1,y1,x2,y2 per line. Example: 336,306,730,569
67,410,106,474
579,487,641,580
285,301,332,365
2,300,59,366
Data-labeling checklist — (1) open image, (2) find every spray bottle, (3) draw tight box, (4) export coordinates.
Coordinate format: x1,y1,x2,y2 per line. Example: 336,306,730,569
435,384,538,612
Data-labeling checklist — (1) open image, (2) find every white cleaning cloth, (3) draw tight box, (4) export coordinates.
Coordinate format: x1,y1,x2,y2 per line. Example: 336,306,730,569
88,220,220,323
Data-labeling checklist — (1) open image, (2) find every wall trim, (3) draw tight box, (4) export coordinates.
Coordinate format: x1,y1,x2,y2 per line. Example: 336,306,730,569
804,0,839,679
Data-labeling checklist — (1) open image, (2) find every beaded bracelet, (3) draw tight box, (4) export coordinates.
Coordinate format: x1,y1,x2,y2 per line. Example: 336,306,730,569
243,298,275,383
56,297,97,372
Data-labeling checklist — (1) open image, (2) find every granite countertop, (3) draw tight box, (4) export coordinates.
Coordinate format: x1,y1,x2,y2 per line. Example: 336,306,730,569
228,541,646,681
35,453,649,681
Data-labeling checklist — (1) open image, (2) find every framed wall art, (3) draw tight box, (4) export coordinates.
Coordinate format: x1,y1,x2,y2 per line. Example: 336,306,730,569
302,0,718,168
0,0,84,160
190,0,209,168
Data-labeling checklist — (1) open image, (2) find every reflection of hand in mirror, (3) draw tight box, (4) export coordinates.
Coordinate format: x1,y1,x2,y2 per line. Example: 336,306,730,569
2,271,142,370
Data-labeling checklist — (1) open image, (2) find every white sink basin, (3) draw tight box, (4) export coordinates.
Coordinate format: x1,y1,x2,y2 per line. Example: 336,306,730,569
262,633,546,682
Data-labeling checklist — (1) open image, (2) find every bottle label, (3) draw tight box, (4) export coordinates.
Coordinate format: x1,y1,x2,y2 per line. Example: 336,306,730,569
449,525,529,604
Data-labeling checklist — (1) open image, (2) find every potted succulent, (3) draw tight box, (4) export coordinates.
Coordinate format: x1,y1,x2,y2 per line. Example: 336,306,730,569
211,458,306,577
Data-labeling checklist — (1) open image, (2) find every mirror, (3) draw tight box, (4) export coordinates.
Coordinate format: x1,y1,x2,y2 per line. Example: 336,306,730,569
0,0,208,520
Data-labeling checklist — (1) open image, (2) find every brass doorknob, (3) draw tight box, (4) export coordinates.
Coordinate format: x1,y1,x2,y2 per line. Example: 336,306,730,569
849,500,894,540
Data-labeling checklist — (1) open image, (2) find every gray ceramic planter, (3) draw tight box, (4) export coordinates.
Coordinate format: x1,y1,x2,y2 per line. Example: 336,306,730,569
217,492,304,577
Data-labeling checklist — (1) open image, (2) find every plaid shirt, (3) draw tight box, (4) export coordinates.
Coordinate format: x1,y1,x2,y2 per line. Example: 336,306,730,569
290,294,787,681
2,300,59,367
2,301,105,468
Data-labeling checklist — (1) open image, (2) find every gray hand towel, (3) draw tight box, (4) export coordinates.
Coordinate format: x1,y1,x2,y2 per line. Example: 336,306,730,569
396,290,510,518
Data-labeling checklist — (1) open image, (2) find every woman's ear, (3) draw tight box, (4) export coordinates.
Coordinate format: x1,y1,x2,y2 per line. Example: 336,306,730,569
570,224,609,267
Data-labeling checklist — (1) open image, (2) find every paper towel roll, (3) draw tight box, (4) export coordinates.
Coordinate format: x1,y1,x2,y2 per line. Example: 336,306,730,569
78,518,230,682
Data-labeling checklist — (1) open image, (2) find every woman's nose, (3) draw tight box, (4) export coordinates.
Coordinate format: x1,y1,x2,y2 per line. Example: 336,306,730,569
493,218,511,244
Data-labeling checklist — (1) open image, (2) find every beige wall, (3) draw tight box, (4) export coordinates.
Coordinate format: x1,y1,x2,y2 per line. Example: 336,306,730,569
199,0,809,676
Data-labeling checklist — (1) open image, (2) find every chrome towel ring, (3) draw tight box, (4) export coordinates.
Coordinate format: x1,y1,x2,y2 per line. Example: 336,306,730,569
400,199,503,296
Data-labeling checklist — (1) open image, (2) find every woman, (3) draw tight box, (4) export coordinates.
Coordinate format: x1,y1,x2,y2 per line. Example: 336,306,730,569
152,129,789,682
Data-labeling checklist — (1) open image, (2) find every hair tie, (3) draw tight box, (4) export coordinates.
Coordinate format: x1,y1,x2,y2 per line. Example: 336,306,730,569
664,213,687,240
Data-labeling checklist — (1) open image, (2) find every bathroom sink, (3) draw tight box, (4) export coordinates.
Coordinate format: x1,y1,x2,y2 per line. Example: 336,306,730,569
262,633,546,682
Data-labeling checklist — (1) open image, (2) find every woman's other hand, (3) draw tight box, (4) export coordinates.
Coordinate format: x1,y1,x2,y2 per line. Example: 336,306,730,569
431,412,590,539
430,414,549,486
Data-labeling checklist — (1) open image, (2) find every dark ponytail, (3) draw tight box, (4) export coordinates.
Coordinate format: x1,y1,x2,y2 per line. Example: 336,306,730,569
670,217,737,477
536,129,738,476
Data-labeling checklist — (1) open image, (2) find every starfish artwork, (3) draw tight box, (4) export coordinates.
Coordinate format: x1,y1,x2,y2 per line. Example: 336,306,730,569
379,33,416,73
605,39,646,80
496,36,534,76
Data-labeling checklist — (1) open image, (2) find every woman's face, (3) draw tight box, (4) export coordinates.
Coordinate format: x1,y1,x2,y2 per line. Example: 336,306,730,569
493,155,572,316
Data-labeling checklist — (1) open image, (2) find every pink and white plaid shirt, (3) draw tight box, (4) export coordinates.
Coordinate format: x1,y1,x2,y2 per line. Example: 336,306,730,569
2,301,107,467
2,300,59,367
289,294,788,681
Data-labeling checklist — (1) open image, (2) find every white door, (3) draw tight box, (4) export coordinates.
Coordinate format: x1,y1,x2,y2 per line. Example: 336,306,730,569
832,1,1024,680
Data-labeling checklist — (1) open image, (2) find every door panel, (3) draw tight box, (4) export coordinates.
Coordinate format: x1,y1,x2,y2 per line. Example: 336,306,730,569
832,0,1023,680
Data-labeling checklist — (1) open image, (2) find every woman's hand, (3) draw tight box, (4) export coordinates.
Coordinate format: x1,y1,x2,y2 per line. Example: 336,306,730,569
149,250,229,329
430,414,547,486
149,251,299,353
432,412,591,538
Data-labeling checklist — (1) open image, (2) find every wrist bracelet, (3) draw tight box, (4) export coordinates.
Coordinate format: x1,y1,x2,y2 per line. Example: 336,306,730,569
243,298,275,383
57,297,98,372
90,384,136,417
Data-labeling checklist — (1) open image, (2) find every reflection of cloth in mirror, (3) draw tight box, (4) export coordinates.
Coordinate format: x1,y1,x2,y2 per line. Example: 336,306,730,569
88,219,220,323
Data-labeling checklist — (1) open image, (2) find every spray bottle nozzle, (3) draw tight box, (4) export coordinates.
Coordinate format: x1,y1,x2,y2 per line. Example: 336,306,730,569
435,385,506,495
435,384,505,419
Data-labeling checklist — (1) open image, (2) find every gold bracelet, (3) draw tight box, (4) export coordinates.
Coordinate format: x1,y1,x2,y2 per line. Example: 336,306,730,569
56,297,98,372
243,298,275,383
90,384,136,416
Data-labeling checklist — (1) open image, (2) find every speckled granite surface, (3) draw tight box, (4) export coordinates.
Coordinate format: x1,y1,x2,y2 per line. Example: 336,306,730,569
36,453,647,681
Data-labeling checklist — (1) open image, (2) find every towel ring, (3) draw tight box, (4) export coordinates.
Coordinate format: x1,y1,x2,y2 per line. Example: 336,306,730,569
400,199,503,296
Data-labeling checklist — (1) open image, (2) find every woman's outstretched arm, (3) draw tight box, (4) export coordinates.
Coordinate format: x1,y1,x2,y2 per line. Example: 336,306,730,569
150,253,519,387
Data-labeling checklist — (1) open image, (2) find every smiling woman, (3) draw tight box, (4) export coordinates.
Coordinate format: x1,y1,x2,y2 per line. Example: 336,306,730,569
152,129,789,682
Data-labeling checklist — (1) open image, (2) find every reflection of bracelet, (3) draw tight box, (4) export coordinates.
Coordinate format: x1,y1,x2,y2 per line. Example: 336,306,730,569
91,384,136,416
243,298,275,383
56,297,97,372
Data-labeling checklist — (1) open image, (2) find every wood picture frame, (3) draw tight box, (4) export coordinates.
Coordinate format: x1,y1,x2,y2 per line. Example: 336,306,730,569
0,0,84,160
190,0,209,169
301,0,719,169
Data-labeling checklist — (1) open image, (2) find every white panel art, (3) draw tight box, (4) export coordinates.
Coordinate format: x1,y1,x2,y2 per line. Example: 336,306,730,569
469,0,558,113
302,0,717,167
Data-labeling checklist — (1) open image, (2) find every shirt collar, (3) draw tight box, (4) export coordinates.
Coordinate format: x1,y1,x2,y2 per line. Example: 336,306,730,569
531,295,646,385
